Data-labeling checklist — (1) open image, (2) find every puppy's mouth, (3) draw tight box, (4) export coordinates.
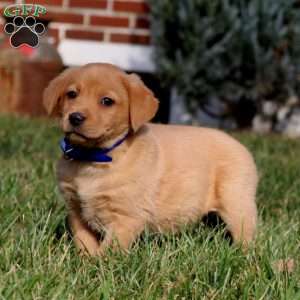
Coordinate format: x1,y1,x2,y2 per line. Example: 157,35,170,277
65,131,104,146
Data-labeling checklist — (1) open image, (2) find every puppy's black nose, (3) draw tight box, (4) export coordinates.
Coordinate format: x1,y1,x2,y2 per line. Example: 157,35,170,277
69,112,86,127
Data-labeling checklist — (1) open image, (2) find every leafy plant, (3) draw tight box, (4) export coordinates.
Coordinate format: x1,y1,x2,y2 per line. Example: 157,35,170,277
148,0,300,128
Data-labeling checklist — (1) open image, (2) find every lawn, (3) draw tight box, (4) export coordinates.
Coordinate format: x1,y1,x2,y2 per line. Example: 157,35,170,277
0,115,299,300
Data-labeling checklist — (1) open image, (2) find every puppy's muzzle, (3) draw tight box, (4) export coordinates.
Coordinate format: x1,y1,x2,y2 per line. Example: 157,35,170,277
69,112,86,127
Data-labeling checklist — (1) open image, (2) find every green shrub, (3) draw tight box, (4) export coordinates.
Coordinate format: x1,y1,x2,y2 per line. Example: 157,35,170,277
148,0,300,128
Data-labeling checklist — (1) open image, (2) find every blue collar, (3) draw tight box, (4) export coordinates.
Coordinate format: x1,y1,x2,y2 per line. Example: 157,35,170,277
60,132,129,163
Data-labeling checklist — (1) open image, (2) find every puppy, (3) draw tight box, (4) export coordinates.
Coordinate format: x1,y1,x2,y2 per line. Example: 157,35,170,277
43,63,258,255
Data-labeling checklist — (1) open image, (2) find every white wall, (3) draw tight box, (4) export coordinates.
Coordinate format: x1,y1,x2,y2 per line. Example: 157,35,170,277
58,39,155,72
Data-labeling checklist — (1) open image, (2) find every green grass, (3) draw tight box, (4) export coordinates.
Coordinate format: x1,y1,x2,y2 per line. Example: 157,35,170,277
0,115,299,300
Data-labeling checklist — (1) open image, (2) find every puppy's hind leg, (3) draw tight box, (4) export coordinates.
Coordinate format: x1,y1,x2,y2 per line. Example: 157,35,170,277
216,162,258,247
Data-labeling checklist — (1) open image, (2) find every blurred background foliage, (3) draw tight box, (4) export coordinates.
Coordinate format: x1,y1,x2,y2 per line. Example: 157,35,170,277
149,0,300,132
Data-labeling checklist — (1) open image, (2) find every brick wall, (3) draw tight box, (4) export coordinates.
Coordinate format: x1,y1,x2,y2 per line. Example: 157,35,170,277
0,0,151,46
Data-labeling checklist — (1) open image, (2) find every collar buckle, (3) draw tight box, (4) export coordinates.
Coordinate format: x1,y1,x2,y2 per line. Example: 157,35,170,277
63,147,74,160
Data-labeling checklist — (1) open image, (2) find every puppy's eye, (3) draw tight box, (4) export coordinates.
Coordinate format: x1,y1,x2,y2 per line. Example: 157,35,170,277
66,90,78,99
101,97,115,107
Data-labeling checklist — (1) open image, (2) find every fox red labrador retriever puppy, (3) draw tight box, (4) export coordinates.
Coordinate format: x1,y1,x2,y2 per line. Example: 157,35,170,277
43,63,258,255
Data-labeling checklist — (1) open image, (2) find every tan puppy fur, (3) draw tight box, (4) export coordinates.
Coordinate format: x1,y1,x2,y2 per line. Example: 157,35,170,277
43,63,258,255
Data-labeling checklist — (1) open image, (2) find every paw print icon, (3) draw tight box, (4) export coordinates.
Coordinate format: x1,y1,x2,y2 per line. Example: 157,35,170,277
4,16,46,48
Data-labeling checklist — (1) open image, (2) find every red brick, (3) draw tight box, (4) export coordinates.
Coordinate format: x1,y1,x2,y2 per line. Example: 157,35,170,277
90,16,129,27
66,29,104,41
0,0,13,9
24,0,63,5
41,11,83,24
113,1,150,13
69,0,107,9
110,33,150,45
47,27,59,46
135,17,150,29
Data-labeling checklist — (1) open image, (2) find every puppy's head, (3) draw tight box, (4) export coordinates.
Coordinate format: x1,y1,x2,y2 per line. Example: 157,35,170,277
43,63,159,146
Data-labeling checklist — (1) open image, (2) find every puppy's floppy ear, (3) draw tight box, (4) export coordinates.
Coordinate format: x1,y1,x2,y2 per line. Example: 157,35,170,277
43,67,78,116
125,74,159,132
